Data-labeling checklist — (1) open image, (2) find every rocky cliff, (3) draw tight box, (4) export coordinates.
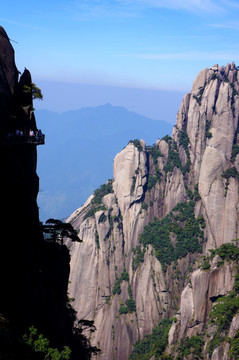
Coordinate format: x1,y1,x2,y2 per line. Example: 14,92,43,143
67,62,239,360
0,26,43,318
0,26,96,360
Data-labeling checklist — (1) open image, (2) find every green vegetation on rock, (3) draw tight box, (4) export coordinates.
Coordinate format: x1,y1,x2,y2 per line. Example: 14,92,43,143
207,243,239,356
112,269,137,315
209,243,239,262
178,129,191,174
177,336,204,360
118,282,136,315
112,269,130,295
83,205,106,221
231,144,239,161
98,212,107,223
147,173,158,191
145,144,163,191
83,180,113,220
23,82,43,101
129,139,143,151
131,175,137,193
161,133,191,175
205,120,212,139
179,130,190,151
92,179,114,205
146,144,163,164
164,139,182,174
229,329,239,359
139,201,204,271
222,167,238,180
132,246,146,270
194,183,201,201
201,243,239,271
95,230,100,249
23,326,71,360
118,298,136,315
129,318,173,360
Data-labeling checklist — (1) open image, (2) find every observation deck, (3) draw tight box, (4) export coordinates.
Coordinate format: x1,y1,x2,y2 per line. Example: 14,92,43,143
1,131,45,146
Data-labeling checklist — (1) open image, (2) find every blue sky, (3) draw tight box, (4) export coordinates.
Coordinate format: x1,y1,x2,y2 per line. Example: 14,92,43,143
1,0,239,118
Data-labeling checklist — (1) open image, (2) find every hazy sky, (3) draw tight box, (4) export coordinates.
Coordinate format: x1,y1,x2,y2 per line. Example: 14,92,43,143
1,0,239,118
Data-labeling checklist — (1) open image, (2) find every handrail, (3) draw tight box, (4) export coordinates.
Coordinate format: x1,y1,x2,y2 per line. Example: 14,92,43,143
27,134,45,145
0,134,45,146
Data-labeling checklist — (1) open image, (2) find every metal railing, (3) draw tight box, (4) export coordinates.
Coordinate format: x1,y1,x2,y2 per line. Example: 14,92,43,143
0,133,45,146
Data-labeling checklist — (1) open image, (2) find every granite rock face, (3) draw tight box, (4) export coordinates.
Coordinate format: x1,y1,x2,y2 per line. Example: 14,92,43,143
67,63,239,359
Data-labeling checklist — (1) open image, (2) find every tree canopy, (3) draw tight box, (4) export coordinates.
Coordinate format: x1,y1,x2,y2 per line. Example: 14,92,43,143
41,219,81,245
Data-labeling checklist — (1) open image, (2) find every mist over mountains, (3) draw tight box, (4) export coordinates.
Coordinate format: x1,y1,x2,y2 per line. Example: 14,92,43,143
36,104,173,221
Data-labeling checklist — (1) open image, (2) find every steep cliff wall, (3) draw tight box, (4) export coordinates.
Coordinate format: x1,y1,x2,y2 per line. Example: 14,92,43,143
0,26,42,317
0,27,94,360
67,63,239,359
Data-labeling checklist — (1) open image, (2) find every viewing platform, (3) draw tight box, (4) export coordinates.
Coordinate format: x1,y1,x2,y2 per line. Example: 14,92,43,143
0,131,45,146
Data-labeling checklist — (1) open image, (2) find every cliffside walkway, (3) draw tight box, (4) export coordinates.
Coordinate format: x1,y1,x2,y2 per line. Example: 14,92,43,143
0,133,45,146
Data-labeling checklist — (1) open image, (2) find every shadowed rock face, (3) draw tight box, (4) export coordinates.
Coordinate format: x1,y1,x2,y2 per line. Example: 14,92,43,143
0,26,18,92
0,27,78,359
0,27,40,264
0,26,18,136
0,27,40,251
67,63,239,359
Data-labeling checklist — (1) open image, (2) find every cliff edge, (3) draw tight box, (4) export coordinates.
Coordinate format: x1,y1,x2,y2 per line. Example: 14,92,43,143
0,26,96,360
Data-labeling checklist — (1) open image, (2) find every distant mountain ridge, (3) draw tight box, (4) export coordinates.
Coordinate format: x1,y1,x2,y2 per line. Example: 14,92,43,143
36,104,173,220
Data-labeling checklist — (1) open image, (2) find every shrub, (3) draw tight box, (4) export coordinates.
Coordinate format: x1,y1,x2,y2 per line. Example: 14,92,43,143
229,329,239,359
112,278,122,295
206,120,212,138
179,130,190,152
92,180,113,205
207,242,239,355
209,295,239,331
132,246,145,271
161,135,172,143
118,299,136,315
222,167,238,179
126,298,136,312
177,336,204,359
164,141,182,173
98,213,107,223
139,201,204,270
179,130,192,175
194,184,201,201
112,270,130,295
141,202,148,211
83,180,113,220
83,205,106,221
129,139,143,151
209,243,239,262
23,326,71,360
146,145,163,165
131,176,136,193
118,304,128,315
231,144,239,161
145,144,163,190
201,259,211,271
120,270,129,281
147,174,158,191
129,318,173,360
95,230,100,249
